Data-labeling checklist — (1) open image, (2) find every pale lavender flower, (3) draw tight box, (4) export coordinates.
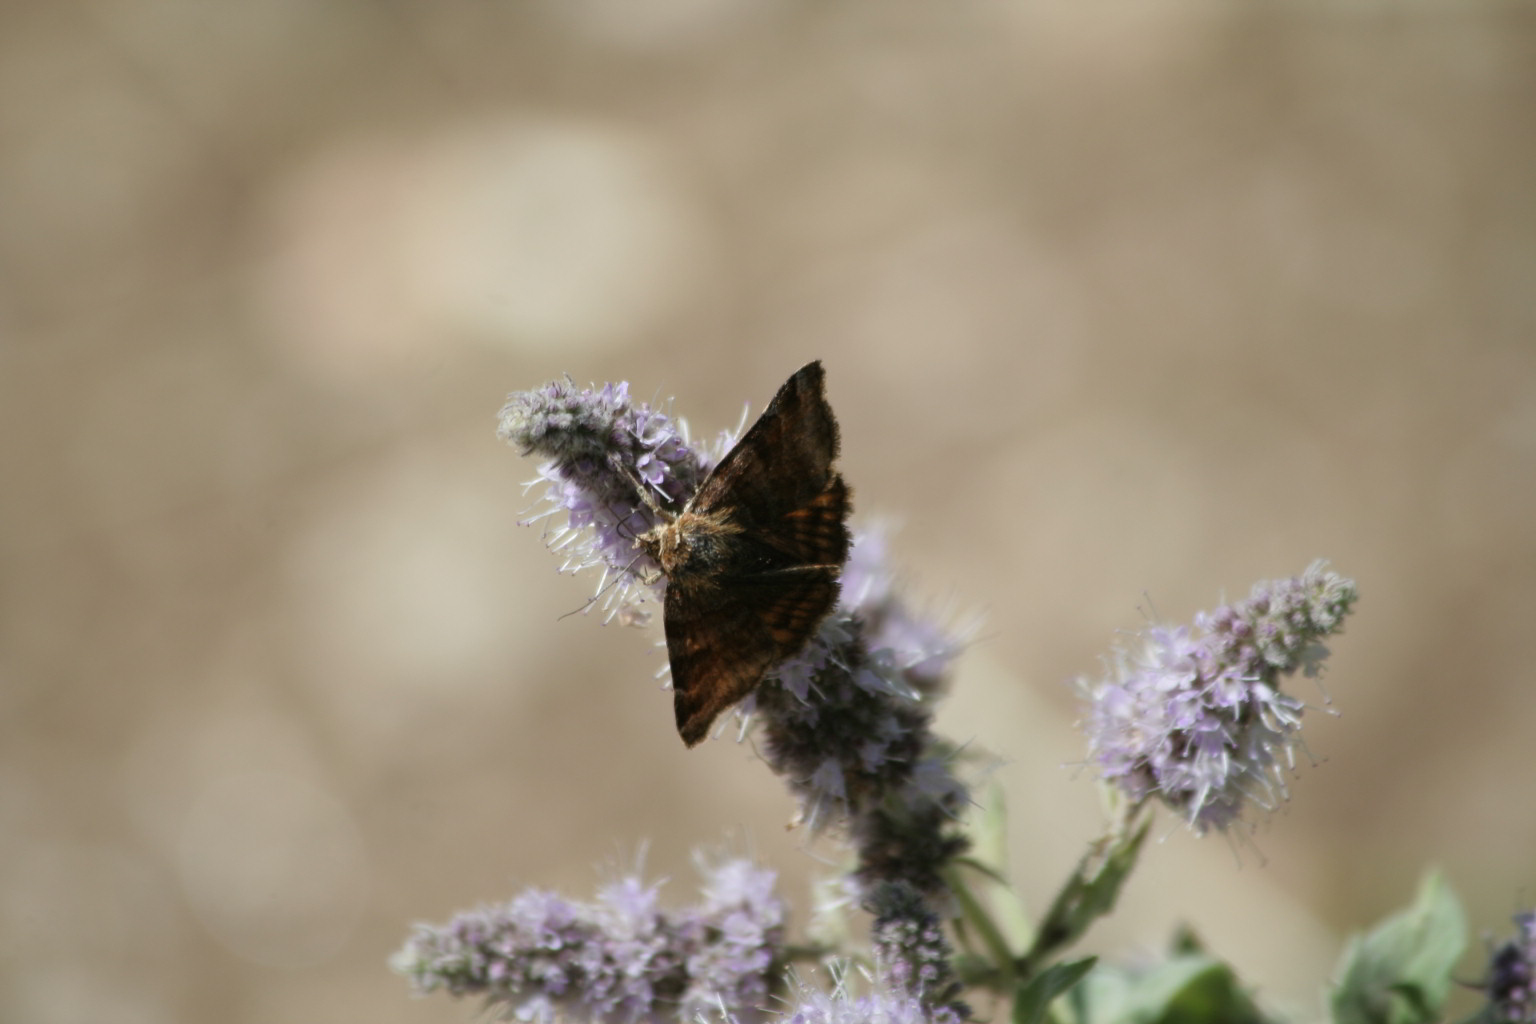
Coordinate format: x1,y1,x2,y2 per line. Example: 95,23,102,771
683,857,787,1018
1078,561,1357,833
838,528,969,695
773,965,938,1024
1478,912,1536,1023
392,859,784,1024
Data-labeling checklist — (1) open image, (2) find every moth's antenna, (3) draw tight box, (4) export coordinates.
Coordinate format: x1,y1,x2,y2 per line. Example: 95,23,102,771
558,594,596,621
609,503,649,543
558,552,650,620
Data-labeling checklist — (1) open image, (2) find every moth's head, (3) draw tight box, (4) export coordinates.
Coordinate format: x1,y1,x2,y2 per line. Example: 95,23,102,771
635,520,678,574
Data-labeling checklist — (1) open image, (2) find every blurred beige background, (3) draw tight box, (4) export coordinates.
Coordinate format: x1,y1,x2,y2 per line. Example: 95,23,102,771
2,2,1533,1023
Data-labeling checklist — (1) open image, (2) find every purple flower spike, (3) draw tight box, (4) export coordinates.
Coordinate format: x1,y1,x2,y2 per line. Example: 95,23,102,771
1078,561,1358,833
392,859,784,1024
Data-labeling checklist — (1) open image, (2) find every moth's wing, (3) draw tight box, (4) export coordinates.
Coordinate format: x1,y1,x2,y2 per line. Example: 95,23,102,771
768,474,850,568
690,361,840,522
689,360,851,568
667,567,840,747
666,361,850,746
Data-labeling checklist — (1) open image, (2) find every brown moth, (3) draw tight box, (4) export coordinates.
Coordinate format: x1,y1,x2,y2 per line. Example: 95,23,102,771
636,361,851,747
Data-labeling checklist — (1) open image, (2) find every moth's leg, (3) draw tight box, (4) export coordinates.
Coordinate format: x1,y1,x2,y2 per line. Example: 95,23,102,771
614,460,675,522
627,550,663,586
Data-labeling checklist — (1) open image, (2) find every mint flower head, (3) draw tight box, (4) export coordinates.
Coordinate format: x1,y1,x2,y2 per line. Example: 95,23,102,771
500,374,973,897
1077,561,1358,833
497,377,725,623
391,858,785,1024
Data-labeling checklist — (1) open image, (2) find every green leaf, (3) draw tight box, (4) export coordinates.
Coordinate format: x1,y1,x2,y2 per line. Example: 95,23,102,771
1074,955,1265,1024
947,863,1020,985
965,783,1036,952
953,951,1002,988
1329,871,1467,1024
973,782,1012,875
954,855,1013,889
1014,956,1097,1024
1022,821,1150,971
1151,959,1266,1024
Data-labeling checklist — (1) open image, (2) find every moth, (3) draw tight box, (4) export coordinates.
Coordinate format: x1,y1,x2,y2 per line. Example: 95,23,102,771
636,361,851,747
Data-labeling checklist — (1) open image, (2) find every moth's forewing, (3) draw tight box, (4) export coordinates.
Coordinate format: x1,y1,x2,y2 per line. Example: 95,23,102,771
663,360,853,746
690,362,842,525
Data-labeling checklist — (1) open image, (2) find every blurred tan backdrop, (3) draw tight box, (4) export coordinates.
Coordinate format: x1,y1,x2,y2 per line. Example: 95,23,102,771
3,2,1533,1023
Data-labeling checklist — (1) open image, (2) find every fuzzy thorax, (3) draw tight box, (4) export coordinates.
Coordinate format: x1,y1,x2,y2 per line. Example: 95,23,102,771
637,509,744,591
